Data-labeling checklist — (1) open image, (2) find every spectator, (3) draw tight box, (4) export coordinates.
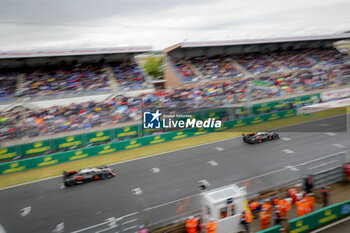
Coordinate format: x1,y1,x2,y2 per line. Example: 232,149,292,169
21,62,110,96
273,205,282,225
1,48,349,142
321,187,329,207
111,61,151,90
240,210,252,233
304,175,314,194
0,71,18,100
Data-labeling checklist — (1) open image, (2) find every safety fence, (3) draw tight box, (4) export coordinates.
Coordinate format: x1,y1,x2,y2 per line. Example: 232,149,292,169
0,93,320,161
0,108,300,175
235,167,300,198
298,152,347,190
236,151,349,198
257,199,350,233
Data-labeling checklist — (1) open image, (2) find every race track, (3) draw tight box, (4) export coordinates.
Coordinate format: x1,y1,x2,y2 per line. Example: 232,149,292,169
0,114,349,233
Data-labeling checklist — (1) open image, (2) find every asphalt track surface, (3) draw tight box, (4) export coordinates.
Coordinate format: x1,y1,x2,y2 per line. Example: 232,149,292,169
316,216,350,233
0,114,349,233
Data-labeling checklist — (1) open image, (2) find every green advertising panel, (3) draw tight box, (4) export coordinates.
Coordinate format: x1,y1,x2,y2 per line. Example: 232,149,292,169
0,146,19,160
213,120,234,132
170,130,191,140
116,136,152,150
116,125,139,138
93,143,119,156
192,127,210,136
187,108,227,121
249,114,269,125
257,225,281,233
253,80,272,87
202,108,227,120
67,148,91,161
252,102,275,114
252,94,320,114
21,140,53,156
234,107,248,116
0,160,27,174
282,109,297,118
148,133,173,145
86,130,112,143
55,134,85,149
232,117,252,128
267,112,282,121
289,200,350,233
142,126,163,135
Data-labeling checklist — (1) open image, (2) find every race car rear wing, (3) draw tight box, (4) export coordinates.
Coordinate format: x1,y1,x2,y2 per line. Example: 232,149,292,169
63,171,77,177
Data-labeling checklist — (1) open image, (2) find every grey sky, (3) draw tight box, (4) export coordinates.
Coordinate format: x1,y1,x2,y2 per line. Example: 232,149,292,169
0,0,349,51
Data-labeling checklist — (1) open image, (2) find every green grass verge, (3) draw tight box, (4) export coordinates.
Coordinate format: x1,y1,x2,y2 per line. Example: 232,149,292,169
0,106,348,188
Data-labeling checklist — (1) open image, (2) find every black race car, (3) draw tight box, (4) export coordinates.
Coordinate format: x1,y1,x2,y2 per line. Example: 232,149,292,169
242,131,280,144
63,166,116,187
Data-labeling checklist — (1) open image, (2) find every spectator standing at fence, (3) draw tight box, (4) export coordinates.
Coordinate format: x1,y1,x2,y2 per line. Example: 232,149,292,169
304,193,315,211
240,210,252,233
260,209,271,230
278,199,291,218
321,187,329,207
304,175,314,193
296,200,305,217
205,220,217,233
186,216,198,233
273,205,282,225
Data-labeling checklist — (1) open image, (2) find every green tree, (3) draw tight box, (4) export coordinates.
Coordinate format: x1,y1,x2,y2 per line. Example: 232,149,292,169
143,57,164,79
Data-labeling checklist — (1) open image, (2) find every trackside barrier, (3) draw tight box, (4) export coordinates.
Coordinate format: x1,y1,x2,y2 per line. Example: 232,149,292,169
235,167,300,197
251,94,320,115
145,194,201,230
0,108,298,175
256,225,281,233
288,199,350,233
297,152,347,190
0,93,320,161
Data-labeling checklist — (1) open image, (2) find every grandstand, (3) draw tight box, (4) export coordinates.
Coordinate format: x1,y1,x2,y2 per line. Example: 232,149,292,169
0,46,153,102
0,46,159,142
164,34,350,88
1,35,350,146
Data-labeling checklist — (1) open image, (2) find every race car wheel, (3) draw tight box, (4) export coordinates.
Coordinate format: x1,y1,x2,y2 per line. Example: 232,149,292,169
65,180,75,187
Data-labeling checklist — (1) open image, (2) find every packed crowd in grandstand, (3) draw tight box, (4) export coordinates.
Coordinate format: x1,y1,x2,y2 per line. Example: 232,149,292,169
21,63,110,96
110,61,151,90
0,71,18,100
172,48,349,81
0,60,150,100
0,47,349,142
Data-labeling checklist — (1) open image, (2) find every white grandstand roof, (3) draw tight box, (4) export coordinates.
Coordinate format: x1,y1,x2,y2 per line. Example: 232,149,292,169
181,34,350,48
0,46,152,59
